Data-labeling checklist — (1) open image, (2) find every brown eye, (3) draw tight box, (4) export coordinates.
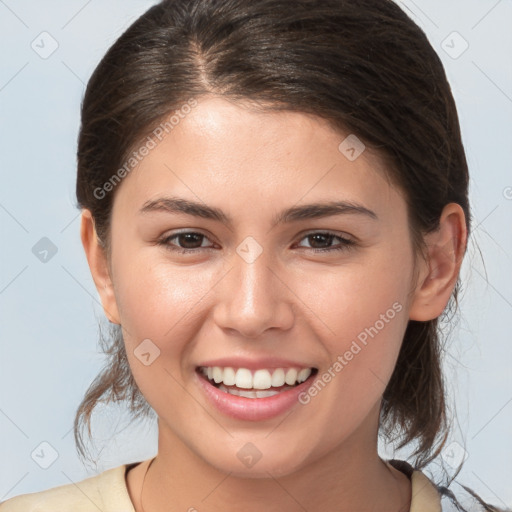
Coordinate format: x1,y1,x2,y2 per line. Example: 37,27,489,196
174,233,205,249
296,231,355,253
305,233,335,249
159,231,215,253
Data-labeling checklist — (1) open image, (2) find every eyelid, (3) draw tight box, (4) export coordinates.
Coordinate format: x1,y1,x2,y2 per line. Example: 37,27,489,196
296,229,355,242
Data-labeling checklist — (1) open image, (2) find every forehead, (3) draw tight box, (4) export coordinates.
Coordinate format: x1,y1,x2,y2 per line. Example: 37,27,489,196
113,95,404,222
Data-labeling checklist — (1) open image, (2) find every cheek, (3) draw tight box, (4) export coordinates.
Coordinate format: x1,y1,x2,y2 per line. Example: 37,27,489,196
113,251,204,334
111,251,224,386
112,254,217,412
297,245,412,346
294,248,412,410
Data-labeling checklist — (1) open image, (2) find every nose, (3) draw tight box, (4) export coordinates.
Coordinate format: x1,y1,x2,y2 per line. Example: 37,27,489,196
212,243,294,339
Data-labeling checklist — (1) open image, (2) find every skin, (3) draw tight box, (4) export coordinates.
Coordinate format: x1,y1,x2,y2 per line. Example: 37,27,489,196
81,95,467,512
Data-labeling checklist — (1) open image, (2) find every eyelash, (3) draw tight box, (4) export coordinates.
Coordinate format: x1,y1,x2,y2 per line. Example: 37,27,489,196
157,231,355,254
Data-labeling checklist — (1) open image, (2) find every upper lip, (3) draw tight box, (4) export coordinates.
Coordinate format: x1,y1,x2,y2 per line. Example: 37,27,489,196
197,357,316,370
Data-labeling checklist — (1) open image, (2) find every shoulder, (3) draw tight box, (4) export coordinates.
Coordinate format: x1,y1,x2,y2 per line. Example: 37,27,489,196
0,464,135,512
387,458,442,511
388,458,506,512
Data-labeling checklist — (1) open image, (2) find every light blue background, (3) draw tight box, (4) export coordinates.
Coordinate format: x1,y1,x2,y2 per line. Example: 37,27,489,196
1,0,511,507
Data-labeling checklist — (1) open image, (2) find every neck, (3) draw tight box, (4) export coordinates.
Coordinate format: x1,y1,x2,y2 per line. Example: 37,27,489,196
129,404,411,512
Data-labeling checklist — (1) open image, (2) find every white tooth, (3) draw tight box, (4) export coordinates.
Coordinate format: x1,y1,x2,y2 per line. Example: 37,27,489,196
212,366,223,383
271,368,285,387
253,369,272,389
209,366,311,388
235,368,253,389
255,389,281,398
297,368,312,383
285,368,298,385
223,367,236,386
238,389,258,398
218,384,232,394
218,383,293,398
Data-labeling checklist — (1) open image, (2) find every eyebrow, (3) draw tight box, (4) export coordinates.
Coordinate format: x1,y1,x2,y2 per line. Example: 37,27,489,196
139,196,378,227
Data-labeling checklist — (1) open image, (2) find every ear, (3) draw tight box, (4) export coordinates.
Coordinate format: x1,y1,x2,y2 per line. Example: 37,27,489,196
80,209,121,324
409,203,467,321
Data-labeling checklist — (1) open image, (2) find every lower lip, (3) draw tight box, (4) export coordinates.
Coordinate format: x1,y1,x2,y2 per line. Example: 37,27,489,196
196,370,316,421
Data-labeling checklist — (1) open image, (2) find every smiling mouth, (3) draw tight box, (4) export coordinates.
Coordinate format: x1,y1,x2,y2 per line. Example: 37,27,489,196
196,366,319,399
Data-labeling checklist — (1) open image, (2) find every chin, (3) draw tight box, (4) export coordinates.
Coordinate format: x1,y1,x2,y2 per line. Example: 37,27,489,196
200,442,312,479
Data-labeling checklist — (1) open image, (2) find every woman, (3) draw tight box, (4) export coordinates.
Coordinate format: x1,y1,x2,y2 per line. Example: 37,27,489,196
1,0,504,510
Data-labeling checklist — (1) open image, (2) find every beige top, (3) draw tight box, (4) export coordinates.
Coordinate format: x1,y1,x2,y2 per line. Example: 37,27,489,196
0,459,442,512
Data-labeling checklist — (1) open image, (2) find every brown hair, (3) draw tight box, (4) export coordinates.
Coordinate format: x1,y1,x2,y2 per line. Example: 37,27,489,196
74,0,491,506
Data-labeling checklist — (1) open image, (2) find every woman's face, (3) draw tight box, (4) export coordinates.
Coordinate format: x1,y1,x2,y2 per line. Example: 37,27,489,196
102,95,420,476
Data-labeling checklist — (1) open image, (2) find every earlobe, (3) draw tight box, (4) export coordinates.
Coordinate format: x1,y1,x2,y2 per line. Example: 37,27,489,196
80,209,121,324
409,203,467,321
